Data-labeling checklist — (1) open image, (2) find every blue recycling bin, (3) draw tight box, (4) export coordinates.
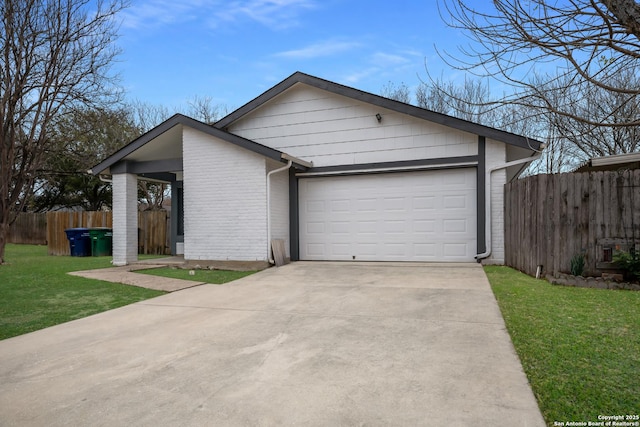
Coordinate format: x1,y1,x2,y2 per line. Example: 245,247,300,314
64,228,91,257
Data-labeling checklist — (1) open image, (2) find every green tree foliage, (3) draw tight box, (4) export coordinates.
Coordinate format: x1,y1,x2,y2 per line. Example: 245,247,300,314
30,108,141,212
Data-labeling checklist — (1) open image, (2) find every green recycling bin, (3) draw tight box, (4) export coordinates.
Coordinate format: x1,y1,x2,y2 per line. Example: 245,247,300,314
89,228,113,256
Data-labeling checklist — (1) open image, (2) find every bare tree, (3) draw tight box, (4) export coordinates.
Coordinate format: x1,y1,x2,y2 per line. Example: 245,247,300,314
127,100,173,133
185,95,229,125
438,0,640,129
380,81,411,104
416,77,499,125
415,77,572,173
0,0,127,263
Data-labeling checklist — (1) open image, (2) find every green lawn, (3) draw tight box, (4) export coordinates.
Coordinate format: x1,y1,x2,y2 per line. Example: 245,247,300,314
138,266,257,284
485,265,640,424
0,244,165,340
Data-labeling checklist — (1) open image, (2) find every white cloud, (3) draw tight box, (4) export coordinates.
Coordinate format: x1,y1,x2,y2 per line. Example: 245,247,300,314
121,0,317,31
120,0,206,29
275,40,361,59
219,0,316,30
341,67,380,84
371,52,410,67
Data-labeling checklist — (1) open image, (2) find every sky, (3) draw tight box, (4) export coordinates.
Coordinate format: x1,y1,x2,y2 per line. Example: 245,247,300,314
115,0,471,113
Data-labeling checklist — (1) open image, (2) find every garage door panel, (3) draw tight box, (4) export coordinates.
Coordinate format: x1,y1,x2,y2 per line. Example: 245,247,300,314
413,196,436,210
306,221,324,234
306,243,325,257
358,221,378,234
383,220,407,234
444,195,468,209
356,198,377,212
414,243,437,258
306,200,325,213
443,243,469,257
331,221,350,234
299,169,477,262
357,243,377,256
443,219,468,233
383,197,406,211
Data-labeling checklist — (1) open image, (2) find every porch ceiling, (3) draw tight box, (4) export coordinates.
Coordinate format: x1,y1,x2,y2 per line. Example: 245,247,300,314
125,125,183,163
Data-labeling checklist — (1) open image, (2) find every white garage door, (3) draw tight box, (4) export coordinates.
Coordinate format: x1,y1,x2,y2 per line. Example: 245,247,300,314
299,168,477,262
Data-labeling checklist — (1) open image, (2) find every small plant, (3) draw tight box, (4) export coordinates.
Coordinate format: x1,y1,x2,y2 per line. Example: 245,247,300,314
613,249,640,282
570,253,585,276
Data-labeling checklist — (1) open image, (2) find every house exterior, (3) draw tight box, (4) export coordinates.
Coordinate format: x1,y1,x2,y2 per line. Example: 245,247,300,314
91,72,543,266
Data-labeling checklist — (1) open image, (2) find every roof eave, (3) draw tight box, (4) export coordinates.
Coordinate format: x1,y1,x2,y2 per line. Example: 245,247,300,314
90,114,301,176
214,71,544,151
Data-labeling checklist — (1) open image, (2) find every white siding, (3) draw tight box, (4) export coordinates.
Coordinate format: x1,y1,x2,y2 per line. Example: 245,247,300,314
229,85,477,167
485,139,507,264
182,127,268,261
267,160,290,258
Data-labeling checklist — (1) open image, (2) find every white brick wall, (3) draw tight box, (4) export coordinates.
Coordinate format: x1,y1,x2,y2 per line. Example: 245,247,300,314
182,127,268,261
485,139,507,264
267,160,290,258
112,173,138,266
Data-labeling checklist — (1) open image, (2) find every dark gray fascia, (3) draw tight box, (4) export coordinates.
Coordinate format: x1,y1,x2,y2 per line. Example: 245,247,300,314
214,72,544,151
297,155,479,176
110,158,183,175
288,168,300,262
138,172,177,183
90,114,297,176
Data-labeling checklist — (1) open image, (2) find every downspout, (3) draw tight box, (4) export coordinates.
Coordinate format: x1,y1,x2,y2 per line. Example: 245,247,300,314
475,153,542,261
95,173,112,183
267,160,293,264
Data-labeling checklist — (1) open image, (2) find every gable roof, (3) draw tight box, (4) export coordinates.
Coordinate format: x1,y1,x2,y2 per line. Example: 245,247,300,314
215,71,543,151
90,114,307,175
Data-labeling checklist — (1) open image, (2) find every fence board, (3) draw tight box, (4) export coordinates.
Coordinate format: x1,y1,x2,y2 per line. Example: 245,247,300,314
46,211,112,255
505,170,640,278
7,213,47,245
138,211,169,255
34,211,169,256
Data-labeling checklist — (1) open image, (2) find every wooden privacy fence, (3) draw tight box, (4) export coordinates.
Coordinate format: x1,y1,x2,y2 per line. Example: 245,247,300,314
7,213,48,245
45,211,170,256
137,211,170,255
504,170,640,278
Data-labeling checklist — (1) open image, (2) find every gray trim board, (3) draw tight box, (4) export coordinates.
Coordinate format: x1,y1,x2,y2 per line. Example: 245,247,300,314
91,114,304,176
138,172,177,183
288,168,299,261
215,72,544,151
477,136,486,255
111,158,183,175
170,181,184,256
297,156,478,177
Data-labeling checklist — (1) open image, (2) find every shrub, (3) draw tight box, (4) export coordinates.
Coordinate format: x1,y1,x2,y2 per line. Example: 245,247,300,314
570,253,585,276
613,249,640,282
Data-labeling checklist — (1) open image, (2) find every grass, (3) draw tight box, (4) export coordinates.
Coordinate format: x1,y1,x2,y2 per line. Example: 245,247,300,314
138,266,257,284
485,265,640,424
0,244,165,340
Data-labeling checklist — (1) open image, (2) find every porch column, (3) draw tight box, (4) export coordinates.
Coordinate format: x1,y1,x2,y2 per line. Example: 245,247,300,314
112,173,138,266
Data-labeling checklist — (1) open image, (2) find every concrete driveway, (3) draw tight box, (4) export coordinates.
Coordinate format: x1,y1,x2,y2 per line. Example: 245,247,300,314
0,262,545,426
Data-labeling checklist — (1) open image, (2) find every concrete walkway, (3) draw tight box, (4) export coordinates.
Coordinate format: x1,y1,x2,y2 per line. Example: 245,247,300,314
69,262,206,292
0,262,545,426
